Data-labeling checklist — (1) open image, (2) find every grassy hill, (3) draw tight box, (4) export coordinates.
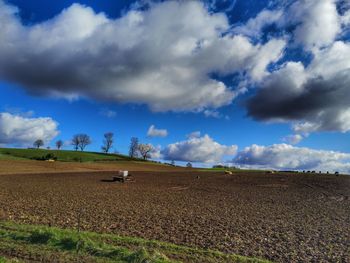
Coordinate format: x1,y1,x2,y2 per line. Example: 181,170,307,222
0,148,190,175
0,148,138,163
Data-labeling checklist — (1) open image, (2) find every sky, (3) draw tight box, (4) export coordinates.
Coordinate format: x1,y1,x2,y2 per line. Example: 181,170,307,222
0,0,350,172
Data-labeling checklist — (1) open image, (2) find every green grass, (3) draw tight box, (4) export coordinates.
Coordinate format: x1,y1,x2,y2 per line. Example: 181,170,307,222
0,221,271,263
0,148,136,163
0,153,25,161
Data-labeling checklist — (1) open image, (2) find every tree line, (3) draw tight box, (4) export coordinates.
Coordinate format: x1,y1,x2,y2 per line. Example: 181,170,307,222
33,133,154,160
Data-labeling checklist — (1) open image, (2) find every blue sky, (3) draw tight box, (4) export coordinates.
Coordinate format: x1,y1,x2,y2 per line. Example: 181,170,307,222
0,0,350,172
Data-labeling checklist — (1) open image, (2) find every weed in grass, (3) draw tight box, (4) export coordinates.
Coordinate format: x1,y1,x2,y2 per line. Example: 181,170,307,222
27,229,53,244
55,236,80,250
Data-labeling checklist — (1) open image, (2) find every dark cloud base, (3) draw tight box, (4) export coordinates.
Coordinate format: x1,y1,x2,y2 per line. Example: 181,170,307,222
246,69,350,132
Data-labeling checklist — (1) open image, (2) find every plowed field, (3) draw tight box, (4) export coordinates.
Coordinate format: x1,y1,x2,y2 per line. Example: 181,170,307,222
1,170,349,262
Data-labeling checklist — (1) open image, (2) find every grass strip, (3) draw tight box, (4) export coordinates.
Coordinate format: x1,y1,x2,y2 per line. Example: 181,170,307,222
0,221,271,263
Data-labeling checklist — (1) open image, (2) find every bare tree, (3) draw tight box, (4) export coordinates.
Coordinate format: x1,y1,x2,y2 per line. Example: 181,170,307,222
56,140,63,150
138,143,153,160
101,132,113,153
129,137,139,158
78,134,91,151
33,139,44,149
71,135,80,151
71,134,91,151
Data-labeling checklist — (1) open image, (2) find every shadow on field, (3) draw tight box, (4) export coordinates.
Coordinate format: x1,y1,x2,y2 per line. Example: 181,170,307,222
100,179,115,183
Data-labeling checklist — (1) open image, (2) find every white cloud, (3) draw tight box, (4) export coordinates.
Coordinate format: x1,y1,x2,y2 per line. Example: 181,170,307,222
233,9,283,38
203,109,230,119
204,109,221,118
3,107,35,118
149,144,162,159
147,125,168,138
240,0,347,52
248,38,286,81
234,0,344,51
0,112,59,146
162,134,237,163
308,41,350,78
99,109,117,118
206,0,237,13
292,122,319,134
234,144,350,173
286,0,341,50
0,0,286,112
1,0,349,140
282,134,303,145
342,10,350,26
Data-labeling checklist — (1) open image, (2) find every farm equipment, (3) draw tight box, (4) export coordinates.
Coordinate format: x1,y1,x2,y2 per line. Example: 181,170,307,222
112,170,135,183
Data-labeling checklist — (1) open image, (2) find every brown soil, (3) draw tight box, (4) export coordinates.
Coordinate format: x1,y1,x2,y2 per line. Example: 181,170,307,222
0,170,349,262
0,160,184,175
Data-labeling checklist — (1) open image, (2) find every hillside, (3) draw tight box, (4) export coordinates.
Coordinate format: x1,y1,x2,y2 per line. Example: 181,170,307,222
0,148,134,162
0,148,184,175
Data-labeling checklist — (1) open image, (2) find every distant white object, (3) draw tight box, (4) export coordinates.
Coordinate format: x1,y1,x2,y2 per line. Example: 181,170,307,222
118,170,128,177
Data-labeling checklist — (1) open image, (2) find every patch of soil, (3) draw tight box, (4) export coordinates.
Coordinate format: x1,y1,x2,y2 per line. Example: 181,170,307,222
258,184,289,188
169,186,190,191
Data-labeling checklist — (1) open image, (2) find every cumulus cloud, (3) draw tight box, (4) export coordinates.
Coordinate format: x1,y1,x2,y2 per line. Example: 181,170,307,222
234,0,350,135
286,0,341,50
0,0,286,112
161,134,237,163
0,112,59,146
147,125,168,138
1,0,349,139
246,41,350,133
233,144,350,173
